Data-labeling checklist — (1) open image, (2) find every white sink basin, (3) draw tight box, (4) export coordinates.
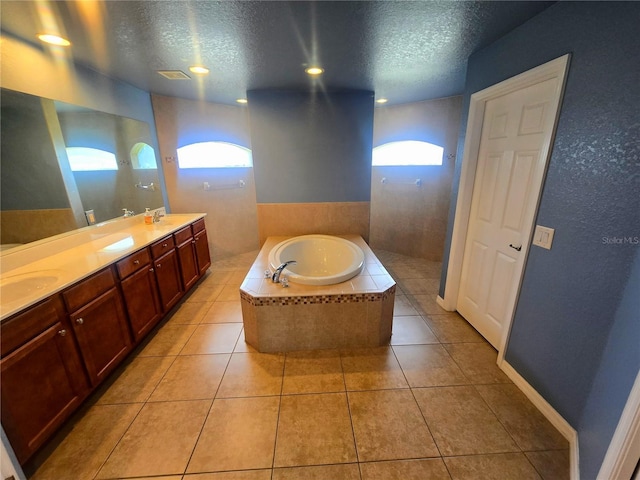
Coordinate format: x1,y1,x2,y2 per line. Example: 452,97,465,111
0,270,61,300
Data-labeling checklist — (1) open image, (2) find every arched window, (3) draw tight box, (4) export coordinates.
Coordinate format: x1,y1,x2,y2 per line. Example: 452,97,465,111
177,142,252,168
130,142,157,169
372,140,444,166
66,147,118,171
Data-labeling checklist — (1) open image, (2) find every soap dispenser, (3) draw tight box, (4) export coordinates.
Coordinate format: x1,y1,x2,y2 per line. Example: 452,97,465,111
144,207,153,225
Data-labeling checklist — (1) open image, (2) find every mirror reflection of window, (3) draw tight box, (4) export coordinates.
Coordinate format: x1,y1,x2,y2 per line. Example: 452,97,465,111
65,147,118,171
130,142,157,169
177,142,252,168
372,140,444,166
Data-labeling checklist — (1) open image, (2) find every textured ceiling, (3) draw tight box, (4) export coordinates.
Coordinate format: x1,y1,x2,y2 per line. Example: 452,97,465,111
0,1,553,105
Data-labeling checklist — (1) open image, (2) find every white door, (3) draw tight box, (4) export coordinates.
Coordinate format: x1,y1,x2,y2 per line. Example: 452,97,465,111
456,77,561,348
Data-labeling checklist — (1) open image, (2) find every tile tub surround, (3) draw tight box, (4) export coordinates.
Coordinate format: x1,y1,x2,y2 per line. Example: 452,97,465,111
240,235,396,352
0,212,205,320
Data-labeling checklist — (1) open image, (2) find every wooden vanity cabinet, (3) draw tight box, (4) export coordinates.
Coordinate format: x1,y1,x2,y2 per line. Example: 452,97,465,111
151,236,183,312
117,248,163,342
0,296,89,464
63,267,132,387
192,218,212,275
175,225,199,291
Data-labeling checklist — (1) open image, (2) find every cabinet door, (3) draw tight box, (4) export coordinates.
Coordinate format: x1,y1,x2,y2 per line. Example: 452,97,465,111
194,229,211,276
1,322,88,464
154,249,183,311
70,288,131,386
177,240,199,292
121,266,163,342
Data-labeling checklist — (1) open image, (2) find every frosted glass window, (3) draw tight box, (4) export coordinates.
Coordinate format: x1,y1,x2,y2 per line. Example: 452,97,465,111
130,142,157,169
66,147,118,171
177,142,252,168
372,141,444,166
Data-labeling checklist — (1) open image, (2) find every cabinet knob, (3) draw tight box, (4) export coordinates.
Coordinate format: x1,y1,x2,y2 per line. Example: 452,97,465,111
149,268,154,272
134,260,140,265
156,263,161,268
163,243,168,247
76,318,84,325
191,240,196,244
58,329,67,336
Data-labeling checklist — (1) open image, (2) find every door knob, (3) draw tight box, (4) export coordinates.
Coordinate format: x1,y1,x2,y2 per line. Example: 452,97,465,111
509,244,522,252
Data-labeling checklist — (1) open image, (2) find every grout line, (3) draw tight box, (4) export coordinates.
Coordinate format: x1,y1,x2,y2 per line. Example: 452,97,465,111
339,350,365,480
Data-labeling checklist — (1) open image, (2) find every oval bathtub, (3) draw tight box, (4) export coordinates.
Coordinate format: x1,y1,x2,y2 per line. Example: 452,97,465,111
268,235,365,286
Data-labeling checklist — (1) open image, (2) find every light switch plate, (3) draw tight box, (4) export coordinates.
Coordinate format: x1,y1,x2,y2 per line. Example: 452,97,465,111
533,225,555,250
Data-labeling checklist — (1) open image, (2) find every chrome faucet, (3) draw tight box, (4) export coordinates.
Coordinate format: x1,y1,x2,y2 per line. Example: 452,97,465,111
152,210,164,223
272,260,297,283
122,208,134,217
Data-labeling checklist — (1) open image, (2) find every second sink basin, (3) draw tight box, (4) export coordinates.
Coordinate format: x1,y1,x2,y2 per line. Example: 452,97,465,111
0,270,61,301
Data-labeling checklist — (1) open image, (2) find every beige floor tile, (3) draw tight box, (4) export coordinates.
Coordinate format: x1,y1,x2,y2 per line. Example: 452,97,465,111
390,316,439,345
184,471,272,480
393,344,468,387
187,396,280,473
348,389,439,462
409,294,449,315
96,356,175,404
274,393,356,467
202,300,244,323
476,384,568,451
340,347,409,391
217,284,242,301
96,400,211,478
393,294,419,316
444,343,511,384
227,270,249,285
282,350,345,394
360,458,451,480
444,453,542,480
30,403,142,480
234,328,258,352
413,386,518,456
425,314,484,343
180,323,243,355
118,477,183,480
149,354,230,402
217,352,284,397
166,301,213,325
200,270,234,286
138,324,198,356
398,278,440,295
273,463,360,479
524,450,570,480
186,284,225,303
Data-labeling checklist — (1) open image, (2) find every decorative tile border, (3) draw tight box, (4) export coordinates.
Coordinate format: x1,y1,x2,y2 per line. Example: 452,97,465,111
240,285,396,307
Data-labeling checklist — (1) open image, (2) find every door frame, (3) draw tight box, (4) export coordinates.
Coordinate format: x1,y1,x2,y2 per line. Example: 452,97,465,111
439,54,570,361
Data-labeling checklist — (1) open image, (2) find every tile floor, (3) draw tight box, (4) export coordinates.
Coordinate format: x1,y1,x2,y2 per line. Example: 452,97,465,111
27,250,570,480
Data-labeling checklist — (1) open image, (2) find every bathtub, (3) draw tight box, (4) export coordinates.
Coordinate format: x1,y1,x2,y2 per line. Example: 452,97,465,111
268,234,365,285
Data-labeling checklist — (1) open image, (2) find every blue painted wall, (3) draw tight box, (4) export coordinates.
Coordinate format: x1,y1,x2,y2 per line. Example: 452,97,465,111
439,3,640,477
247,89,374,203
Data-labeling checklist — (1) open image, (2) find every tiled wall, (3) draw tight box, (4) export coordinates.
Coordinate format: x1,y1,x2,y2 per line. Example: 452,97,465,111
256,202,370,246
370,96,462,260
151,94,260,261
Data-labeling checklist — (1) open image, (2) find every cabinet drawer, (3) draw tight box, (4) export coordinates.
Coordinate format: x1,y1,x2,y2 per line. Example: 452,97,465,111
63,268,116,312
116,248,151,279
1,296,66,357
174,226,193,246
151,235,175,259
192,217,206,234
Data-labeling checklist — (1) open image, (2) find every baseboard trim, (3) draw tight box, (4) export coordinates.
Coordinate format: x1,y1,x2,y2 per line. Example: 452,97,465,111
436,295,455,311
500,360,580,480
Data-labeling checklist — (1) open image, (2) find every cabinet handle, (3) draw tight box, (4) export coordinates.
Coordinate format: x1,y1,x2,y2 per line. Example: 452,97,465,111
191,240,196,244
156,263,161,268
76,318,84,325
149,268,154,272
163,243,168,247
134,260,140,265
58,329,67,336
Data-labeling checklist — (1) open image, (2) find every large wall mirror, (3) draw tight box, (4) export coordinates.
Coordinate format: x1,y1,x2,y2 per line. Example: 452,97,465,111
0,88,164,250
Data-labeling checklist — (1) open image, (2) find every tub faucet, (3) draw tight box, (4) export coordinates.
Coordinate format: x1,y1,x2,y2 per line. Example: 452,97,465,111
272,260,297,283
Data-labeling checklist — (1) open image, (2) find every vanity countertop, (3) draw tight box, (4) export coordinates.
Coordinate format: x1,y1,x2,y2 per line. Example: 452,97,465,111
0,213,205,321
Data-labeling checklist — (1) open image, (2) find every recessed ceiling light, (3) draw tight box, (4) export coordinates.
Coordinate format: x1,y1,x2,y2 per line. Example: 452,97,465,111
305,66,324,76
37,34,71,46
236,98,248,104
189,65,210,75
376,98,388,104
